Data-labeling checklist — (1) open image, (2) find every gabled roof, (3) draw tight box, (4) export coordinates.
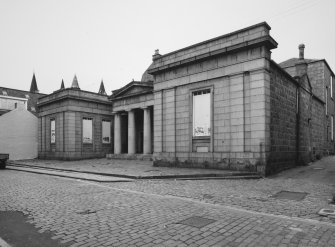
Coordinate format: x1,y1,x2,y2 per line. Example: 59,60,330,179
279,58,321,68
0,86,46,116
110,81,153,100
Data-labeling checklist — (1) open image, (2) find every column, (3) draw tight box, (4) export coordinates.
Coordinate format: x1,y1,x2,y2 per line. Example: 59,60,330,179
128,109,136,154
143,107,152,154
114,113,121,154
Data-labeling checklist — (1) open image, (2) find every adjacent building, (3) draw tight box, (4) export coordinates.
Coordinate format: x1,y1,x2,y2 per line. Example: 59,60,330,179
35,22,335,175
0,74,45,159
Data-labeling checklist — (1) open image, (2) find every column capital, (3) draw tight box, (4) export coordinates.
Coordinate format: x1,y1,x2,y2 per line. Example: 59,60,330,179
141,105,152,110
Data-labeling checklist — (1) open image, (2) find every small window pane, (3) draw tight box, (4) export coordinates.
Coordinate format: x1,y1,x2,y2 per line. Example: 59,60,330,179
51,119,55,143
193,90,211,136
83,118,93,143
102,120,111,143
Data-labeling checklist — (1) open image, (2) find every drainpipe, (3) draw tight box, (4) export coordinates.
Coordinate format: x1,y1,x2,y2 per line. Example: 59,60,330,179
296,86,300,165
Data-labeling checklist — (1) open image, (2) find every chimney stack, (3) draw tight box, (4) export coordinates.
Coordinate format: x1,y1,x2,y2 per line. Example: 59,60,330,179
299,44,305,60
152,49,162,61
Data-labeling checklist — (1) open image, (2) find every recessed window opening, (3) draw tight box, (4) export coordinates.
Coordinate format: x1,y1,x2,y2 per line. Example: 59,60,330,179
193,89,211,137
50,119,55,144
102,120,111,143
83,118,93,143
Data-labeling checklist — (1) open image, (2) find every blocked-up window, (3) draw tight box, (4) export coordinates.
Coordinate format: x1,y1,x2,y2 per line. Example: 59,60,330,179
102,120,111,143
331,116,334,141
50,119,55,144
83,118,93,143
193,89,211,137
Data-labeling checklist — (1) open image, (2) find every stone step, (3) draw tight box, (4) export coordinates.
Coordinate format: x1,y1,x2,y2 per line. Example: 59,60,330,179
106,153,153,161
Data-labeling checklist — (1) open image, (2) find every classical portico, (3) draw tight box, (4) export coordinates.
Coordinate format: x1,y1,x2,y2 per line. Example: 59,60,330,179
113,106,153,155
108,80,154,157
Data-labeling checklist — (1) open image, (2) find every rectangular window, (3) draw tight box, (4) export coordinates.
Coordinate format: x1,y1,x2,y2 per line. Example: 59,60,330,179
326,88,328,115
331,76,333,98
83,118,93,143
102,120,111,144
331,116,334,141
50,119,55,144
193,89,211,137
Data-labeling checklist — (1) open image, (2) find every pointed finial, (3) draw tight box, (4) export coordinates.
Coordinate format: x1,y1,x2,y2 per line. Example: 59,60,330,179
71,74,80,89
98,80,107,95
60,79,65,89
30,73,39,93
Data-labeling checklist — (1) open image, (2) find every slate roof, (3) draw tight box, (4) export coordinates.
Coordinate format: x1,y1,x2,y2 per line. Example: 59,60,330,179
279,58,321,68
0,87,46,116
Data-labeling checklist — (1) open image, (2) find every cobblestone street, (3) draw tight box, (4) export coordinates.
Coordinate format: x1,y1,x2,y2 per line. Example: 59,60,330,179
1,163,335,246
106,173,334,223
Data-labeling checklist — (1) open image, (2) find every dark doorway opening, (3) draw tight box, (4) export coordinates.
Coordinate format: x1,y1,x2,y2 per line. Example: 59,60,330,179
135,109,144,154
120,113,128,153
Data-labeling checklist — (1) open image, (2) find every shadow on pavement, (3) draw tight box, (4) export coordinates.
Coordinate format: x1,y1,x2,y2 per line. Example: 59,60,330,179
0,211,72,247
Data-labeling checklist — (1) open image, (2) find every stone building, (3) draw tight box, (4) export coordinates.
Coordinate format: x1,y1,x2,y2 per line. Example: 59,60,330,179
36,22,334,175
38,77,113,160
0,74,43,116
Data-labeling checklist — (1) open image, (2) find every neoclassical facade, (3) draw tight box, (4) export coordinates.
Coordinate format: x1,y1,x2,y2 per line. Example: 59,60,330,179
37,22,335,175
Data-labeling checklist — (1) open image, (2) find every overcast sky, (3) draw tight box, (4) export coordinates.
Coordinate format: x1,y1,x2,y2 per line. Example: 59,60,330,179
0,0,334,94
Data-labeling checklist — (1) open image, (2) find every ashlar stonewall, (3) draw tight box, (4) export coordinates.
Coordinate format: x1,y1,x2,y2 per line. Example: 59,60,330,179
37,22,335,176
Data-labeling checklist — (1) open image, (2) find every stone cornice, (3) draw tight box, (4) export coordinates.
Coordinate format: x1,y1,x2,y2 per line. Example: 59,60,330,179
156,22,271,60
110,90,153,101
148,36,277,75
37,90,111,107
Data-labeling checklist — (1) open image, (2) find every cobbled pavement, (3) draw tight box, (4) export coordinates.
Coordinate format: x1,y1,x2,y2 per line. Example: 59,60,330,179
0,170,335,246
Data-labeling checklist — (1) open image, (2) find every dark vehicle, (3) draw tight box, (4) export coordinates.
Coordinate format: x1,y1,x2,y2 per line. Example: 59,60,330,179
0,154,9,169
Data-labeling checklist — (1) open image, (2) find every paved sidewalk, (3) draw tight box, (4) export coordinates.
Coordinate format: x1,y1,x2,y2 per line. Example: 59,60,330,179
10,159,260,179
6,165,133,183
